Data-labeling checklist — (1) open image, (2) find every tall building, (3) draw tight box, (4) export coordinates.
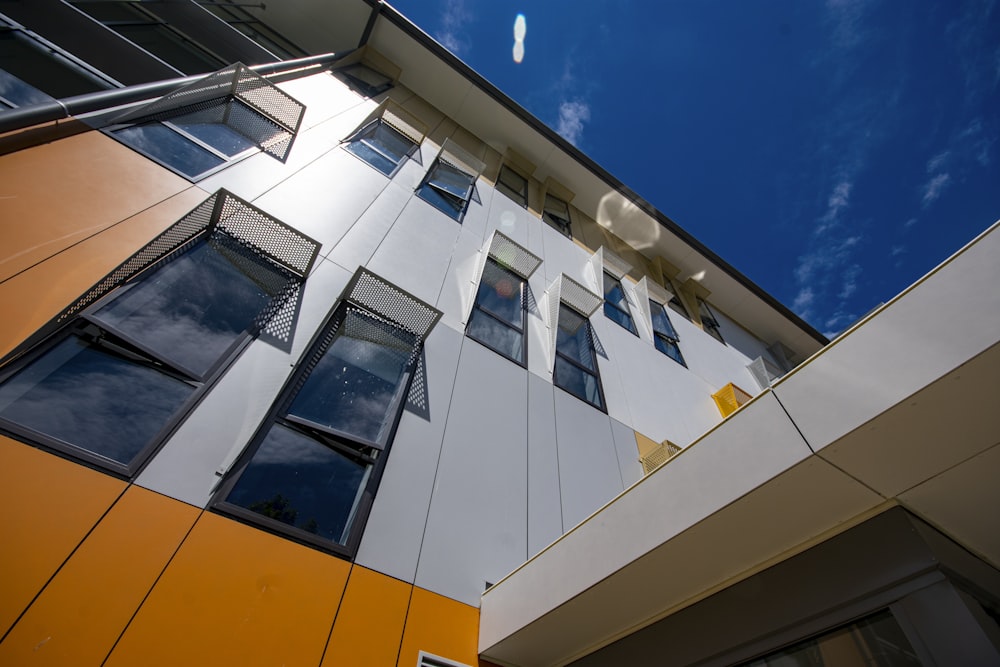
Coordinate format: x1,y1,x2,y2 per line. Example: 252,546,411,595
1,1,997,665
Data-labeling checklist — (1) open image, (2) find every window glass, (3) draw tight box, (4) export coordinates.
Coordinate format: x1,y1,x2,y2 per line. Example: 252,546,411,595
667,294,691,321
287,309,414,445
223,423,371,545
602,272,637,335
418,160,476,221
699,299,725,343
553,303,603,409
466,259,526,364
0,334,193,466
542,195,572,238
650,299,686,366
0,31,108,102
113,122,225,177
92,236,286,378
345,119,416,176
496,165,528,207
339,64,392,97
170,118,257,157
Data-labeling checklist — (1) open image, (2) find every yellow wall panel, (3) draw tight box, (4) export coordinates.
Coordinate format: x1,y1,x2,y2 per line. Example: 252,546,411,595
0,131,192,283
0,187,208,359
104,513,349,667
0,487,198,666
397,587,480,667
0,436,126,637
323,566,411,667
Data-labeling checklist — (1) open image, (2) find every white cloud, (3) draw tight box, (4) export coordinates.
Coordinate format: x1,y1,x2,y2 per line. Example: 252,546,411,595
792,287,815,317
838,264,862,299
890,245,906,257
921,173,951,207
903,217,918,230
555,100,591,146
436,0,471,56
926,150,951,173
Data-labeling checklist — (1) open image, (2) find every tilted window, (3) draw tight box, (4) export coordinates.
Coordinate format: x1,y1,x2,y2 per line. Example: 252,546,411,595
668,294,691,321
649,299,686,366
106,62,306,180
0,190,319,477
495,165,528,207
698,299,725,344
418,159,476,221
338,63,393,97
345,118,417,176
554,303,605,410
603,271,638,335
467,259,528,364
212,269,441,557
542,194,572,238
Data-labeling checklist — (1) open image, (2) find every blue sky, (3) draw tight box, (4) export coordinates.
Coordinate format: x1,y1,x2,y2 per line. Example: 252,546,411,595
388,0,999,337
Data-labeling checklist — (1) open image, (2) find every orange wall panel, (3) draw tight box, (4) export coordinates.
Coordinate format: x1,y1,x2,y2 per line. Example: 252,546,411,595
323,566,412,667
0,487,198,666
0,436,126,637
397,586,480,667
104,513,350,667
0,131,192,283
0,187,208,359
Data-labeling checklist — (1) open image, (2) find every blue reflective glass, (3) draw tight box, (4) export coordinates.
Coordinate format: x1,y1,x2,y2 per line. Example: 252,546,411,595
556,306,597,371
467,308,523,363
0,69,53,108
650,300,679,339
0,335,193,465
428,162,474,199
114,123,225,177
288,310,413,444
225,423,370,545
171,120,256,157
346,140,397,174
554,356,603,409
604,302,637,334
476,262,523,327
654,335,686,365
418,182,466,219
347,122,415,174
93,237,285,377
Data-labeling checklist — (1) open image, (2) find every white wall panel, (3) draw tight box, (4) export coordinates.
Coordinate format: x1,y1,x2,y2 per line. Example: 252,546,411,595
365,196,463,305
355,323,465,583
610,418,643,487
588,313,638,429
553,388,623,530
433,232,485,333
277,71,371,130
136,259,352,506
484,190,533,249
713,306,771,364
414,340,529,606
527,372,563,557
324,180,412,272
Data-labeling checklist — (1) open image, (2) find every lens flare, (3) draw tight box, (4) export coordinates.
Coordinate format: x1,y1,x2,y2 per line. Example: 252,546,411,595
512,13,526,63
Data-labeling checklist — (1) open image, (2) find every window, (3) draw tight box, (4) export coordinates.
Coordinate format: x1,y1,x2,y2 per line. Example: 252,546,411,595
107,63,305,180
602,272,638,335
496,164,528,207
542,194,572,238
193,1,307,60
0,26,112,109
418,159,476,221
212,269,440,557
69,1,226,75
554,303,604,410
667,293,691,321
698,299,725,343
467,258,527,365
0,191,316,477
338,64,393,97
345,118,417,176
649,299,686,366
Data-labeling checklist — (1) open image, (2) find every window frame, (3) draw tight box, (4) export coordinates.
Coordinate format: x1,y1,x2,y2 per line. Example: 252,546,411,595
542,194,573,238
698,299,726,344
417,158,477,222
495,164,528,208
466,257,528,366
343,117,418,176
553,302,606,411
336,63,393,97
649,298,686,367
602,271,638,336
0,226,303,479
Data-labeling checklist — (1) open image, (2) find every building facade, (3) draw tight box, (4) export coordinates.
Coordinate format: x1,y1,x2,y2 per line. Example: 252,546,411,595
1,1,997,666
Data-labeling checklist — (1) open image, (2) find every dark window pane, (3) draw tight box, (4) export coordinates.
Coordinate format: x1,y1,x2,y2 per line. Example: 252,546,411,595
476,262,524,327
93,237,285,377
111,23,224,75
0,69,53,108
668,295,691,320
418,182,467,219
654,335,686,365
554,356,603,409
650,300,679,339
346,141,397,174
543,195,572,237
604,302,637,334
288,310,412,444
556,306,597,371
114,123,226,177
0,32,106,99
346,121,414,175
225,423,370,545
467,309,523,363
496,165,527,206
0,335,193,465
429,162,474,199
171,119,256,157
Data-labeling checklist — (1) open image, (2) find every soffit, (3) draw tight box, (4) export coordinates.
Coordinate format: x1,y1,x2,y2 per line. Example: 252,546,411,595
246,0,370,56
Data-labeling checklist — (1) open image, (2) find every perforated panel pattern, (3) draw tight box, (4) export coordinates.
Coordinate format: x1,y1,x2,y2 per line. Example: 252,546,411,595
439,137,485,177
640,440,682,475
600,246,633,279
488,231,542,279
343,269,442,340
634,276,653,338
559,274,603,317
113,63,305,162
215,193,319,277
381,100,428,145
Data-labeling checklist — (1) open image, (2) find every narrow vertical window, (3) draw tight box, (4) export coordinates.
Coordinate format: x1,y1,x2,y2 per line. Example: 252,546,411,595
554,303,604,410
542,195,573,238
495,165,528,207
466,258,527,365
602,272,638,335
649,300,686,366
698,299,725,344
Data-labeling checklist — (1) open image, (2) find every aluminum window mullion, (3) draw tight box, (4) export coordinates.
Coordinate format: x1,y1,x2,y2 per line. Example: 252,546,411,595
162,119,251,161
